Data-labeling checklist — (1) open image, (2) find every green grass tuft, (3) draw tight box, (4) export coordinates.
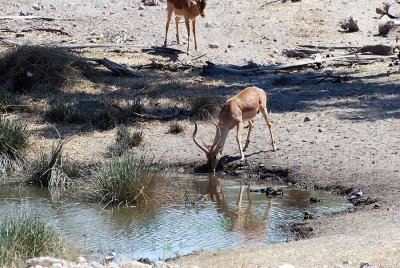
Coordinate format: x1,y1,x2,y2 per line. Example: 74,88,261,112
0,117,30,160
86,154,173,206
45,103,86,124
107,125,143,157
167,121,184,134
0,212,67,267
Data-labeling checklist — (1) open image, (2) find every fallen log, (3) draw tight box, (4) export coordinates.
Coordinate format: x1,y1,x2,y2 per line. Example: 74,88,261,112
132,61,196,72
142,46,184,55
21,28,71,36
83,58,142,77
201,54,396,76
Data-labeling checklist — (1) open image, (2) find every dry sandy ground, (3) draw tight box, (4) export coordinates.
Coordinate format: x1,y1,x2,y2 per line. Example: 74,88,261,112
1,0,400,267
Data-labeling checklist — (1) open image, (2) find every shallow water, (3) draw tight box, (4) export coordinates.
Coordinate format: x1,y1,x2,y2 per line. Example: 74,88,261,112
0,174,352,262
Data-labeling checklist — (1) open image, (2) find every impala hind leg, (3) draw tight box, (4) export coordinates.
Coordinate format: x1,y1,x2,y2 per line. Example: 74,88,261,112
236,121,245,160
175,16,180,44
243,120,254,152
192,19,197,51
260,106,276,151
184,19,190,53
164,3,173,46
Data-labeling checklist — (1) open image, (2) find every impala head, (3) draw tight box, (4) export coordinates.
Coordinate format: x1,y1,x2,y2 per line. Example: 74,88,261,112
193,121,221,173
198,0,206,17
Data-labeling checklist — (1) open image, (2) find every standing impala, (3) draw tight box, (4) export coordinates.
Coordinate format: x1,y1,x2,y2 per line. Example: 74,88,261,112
193,86,276,172
164,0,206,53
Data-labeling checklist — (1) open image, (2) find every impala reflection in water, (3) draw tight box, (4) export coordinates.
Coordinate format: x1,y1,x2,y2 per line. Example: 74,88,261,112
0,174,352,262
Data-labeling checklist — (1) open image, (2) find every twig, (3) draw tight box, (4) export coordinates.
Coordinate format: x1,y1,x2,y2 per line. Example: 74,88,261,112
131,110,179,120
22,28,71,36
60,43,145,49
257,0,282,10
192,53,207,61
0,16,73,21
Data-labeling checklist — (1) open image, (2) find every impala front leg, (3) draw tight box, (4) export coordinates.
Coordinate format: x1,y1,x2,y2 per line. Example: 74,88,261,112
164,3,173,47
243,120,254,152
175,16,180,44
236,121,245,160
192,19,197,51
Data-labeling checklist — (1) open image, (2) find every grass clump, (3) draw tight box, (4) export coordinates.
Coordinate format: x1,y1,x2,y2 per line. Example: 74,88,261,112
0,213,66,267
45,103,86,124
0,45,84,93
0,117,30,160
107,125,143,157
27,141,63,187
88,154,173,206
190,96,218,120
167,121,184,134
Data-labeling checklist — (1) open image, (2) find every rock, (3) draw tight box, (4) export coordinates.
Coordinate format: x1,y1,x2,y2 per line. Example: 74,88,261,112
77,257,87,264
209,43,219,49
205,21,214,27
32,4,43,11
360,262,380,268
303,116,311,122
142,0,159,6
228,44,235,48
16,33,25,38
303,211,313,220
318,128,324,133
373,203,381,209
138,5,145,10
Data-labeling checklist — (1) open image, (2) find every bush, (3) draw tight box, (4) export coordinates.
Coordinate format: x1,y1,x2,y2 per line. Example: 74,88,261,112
107,125,143,157
167,121,184,134
0,213,66,267
0,45,84,93
45,103,86,124
190,96,218,120
88,154,173,206
0,117,30,160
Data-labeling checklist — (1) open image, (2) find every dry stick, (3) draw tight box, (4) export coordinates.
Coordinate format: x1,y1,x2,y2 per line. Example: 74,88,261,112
22,28,71,36
192,53,207,61
83,57,142,78
0,16,73,21
130,110,179,120
257,0,282,10
61,43,145,49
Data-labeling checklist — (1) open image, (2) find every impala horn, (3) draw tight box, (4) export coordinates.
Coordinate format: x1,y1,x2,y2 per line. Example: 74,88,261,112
193,121,209,154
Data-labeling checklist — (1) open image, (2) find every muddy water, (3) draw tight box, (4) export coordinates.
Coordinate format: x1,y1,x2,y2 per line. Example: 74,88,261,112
0,174,352,262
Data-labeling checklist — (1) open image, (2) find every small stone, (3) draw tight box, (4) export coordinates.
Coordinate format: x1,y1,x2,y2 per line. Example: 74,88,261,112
228,43,235,48
303,116,311,122
205,21,214,27
32,4,42,11
26,71,33,77
77,257,87,263
15,33,25,38
373,203,380,209
303,211,313,219
138,5,145,10
209,42,219,49
318,128,324,132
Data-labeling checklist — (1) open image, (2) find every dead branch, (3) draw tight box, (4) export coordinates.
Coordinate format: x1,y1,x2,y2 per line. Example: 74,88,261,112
201,54,396,76
0,28,17,33
22,28,71,36
131,110,179,120
142,46,184,55
0,16,70,21
83,58,142,77
132,61,196,72
282,49,321,58
60,43,144,49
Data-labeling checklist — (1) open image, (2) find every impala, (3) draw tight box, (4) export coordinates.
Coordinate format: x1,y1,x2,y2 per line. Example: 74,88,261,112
193,86,276,172
164,0,207,53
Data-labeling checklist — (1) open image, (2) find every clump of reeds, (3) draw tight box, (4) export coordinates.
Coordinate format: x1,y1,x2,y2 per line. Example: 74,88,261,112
0,212,67,267
0,116,30,160
106,125,143,157
84,154,175,207
26,141,63,187
0,45,85,93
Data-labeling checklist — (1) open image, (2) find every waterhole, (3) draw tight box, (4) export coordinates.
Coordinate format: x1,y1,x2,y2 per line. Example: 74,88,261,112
0,174,352,262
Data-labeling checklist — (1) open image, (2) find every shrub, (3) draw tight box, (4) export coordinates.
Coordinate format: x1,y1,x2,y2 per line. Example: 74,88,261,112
128,99,145,114
190,96,218,120
88,154,174,206
107,125,143,157
0,117,30,160
167,121,184,134
45,103,86,124
0,45,84,93
0,213,66,267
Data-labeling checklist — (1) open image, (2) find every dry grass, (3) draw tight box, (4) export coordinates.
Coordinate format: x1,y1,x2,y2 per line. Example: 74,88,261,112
0,45,89,93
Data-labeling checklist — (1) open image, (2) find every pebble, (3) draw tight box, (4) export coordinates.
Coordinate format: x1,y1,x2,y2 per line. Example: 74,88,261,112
303,116,311,122
138,5,145,10
209,43,219,49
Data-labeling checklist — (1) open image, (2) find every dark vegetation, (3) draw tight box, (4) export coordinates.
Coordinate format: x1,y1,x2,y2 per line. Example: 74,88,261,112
107,125,143,156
